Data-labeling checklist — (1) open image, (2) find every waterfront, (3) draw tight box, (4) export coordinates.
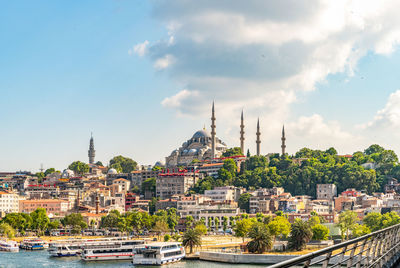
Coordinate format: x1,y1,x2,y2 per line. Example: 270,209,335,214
0,250,261,268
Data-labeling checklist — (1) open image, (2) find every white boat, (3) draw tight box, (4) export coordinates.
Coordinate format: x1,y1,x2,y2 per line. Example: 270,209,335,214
20,238,48,250
81,240,145,261
132,242,185,266
48,242,83,257
48,237,138,257
0,240,19,252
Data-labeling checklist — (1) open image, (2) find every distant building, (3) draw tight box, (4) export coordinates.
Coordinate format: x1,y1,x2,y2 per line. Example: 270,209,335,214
0,191,20,213
156,171,202,199
19,199,69,214
317,184,337,200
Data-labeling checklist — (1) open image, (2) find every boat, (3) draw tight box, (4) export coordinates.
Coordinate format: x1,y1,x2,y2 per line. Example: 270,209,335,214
0,240,19,252
81,239,145,261
20,238,48,250
132,242,185,265
48,237,138,257
48,242,83,257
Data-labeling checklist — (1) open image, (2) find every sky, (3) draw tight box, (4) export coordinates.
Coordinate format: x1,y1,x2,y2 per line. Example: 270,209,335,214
2,0,400,172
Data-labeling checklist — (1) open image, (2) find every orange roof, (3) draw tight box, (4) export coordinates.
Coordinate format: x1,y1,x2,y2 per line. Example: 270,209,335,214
114,178,129,182
81,212,107,217
201,163,224,167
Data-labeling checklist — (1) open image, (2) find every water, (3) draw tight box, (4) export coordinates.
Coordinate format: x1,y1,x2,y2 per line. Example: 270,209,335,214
0,251,261,268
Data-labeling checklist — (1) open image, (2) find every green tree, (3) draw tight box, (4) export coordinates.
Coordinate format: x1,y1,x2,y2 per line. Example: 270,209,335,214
164,234,171,242
95,161,103,166
364,144,385,155
288,219,313,251
214,217,220,230
109,155,137,173
351,224,370,238
62,213,87,229
167,208,179,231
30,208,50,235
152,221,169,240
100,211,120,229
222,147,243,157
312,224,330,241
268,216,291,240
238,193,252,213
0,223,15,238
338,210,359,240
182,229,202,254
234,218,253,242
247,222,273,254
44,168,56,176
222,216,228,234
141,178,156,196
68,161,89,175
194,224,207,235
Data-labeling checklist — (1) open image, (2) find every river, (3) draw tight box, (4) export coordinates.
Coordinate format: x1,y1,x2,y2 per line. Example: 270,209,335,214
0,250,262,268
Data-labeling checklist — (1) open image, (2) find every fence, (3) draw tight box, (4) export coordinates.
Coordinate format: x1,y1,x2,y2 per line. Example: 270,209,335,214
268,223,400,268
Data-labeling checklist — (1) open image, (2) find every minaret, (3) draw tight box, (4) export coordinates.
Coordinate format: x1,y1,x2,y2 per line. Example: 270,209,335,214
256,118,261,156
88,133,95,164
240,110,245,155
95,192,99,215
281,125,286,156
211,102,216,159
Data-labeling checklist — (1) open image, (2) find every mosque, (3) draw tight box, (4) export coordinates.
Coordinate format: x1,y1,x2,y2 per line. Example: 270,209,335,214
166,103,227,167
165,102,287,168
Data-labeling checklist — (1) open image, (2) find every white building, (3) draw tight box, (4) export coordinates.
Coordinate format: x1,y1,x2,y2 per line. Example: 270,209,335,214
0,191,20,213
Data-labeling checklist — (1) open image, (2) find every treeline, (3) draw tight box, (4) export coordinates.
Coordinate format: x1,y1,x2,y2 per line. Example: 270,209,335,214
191,144,399,197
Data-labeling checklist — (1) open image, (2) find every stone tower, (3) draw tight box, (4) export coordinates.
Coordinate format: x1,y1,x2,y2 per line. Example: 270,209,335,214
88,133,95,164
211,102,216,159
240,110,245,155
281,125,286,156
256,118,261,156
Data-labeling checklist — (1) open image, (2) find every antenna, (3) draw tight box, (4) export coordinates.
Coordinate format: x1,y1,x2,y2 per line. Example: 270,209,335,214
39,163,44,173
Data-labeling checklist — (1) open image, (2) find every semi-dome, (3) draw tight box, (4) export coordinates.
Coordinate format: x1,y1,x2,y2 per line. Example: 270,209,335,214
107,168,118,175
154,161,165,167
188,148,197,155
192,129,211,139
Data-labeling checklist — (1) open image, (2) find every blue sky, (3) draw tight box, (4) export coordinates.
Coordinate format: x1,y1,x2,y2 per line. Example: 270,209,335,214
2,1,400,171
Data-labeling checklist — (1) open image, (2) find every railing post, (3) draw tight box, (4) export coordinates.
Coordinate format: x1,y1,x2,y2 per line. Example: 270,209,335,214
322,251,332,268
355,239,367,268
347,242,358,267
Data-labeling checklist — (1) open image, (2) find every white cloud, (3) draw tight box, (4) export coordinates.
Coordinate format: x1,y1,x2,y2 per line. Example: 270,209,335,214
361,90,400,129
137,1,400,154
142,0,400,116
129,40,149,56
161,89,199,109
154,54,175,70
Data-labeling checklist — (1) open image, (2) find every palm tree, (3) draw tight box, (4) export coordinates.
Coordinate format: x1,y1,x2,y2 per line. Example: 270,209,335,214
247,222,273,254
182,229,202,254
288,219,313,251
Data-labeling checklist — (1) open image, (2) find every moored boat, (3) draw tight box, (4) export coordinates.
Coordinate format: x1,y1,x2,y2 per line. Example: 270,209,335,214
81,239,145,261
0,240,19,252
20,238,48,250
132,242,185,266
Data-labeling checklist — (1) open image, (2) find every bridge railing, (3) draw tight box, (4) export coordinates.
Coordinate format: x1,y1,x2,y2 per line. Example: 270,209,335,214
268,223,400,268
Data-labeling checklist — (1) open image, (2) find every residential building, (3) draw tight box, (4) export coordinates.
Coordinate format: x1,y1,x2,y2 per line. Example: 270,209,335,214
0,191,20,213
156,171,202,199
317,184,337,200
19,199,69,214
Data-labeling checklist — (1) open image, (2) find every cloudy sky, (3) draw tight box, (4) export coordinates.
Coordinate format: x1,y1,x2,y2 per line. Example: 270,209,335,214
2,0,400,171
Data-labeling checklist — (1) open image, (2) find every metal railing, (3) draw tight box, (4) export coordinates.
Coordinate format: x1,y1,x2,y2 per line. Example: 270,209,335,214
269,223,400,268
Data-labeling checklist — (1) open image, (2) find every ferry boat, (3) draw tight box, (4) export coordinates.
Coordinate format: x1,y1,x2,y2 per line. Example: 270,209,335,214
48,242,83,257
132,242,185,265
0,240,19,252
48,237,138,257
20,238,48,250
81,239,145,261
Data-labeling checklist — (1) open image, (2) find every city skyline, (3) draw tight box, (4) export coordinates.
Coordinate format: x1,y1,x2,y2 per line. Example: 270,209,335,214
3,1,400,171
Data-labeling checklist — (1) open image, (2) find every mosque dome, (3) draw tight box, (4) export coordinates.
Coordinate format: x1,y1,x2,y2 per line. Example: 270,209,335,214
61,169,74,178
154,161,165,167
192,129,211,139
107,168,118,175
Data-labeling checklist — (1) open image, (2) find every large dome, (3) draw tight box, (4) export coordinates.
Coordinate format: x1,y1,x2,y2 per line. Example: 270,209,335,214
192,129,211,139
